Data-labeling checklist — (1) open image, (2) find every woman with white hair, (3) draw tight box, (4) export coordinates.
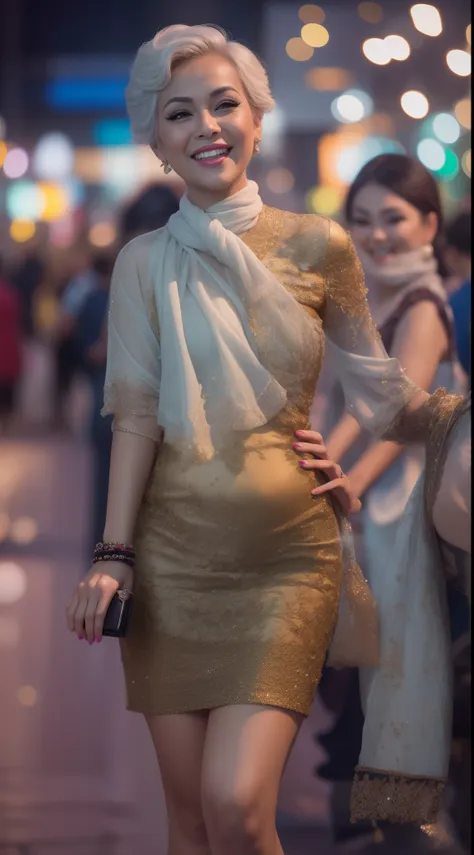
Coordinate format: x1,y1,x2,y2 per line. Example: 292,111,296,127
66,24,464,855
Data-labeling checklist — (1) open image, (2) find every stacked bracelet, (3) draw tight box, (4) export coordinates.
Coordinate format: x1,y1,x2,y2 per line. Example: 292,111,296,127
93,541,136,569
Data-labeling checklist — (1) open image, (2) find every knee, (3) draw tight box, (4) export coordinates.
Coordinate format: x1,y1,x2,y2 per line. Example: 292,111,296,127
202,781,267,853
168,803,209,849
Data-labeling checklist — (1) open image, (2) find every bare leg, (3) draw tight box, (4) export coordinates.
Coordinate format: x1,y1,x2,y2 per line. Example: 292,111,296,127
146,711,211,855
201,704,303,855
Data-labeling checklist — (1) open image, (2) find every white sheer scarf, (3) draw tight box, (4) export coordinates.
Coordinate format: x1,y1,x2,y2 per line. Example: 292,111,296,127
149,180,319,459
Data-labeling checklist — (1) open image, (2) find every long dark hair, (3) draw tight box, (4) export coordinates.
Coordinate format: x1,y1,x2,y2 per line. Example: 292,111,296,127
345,154,447,276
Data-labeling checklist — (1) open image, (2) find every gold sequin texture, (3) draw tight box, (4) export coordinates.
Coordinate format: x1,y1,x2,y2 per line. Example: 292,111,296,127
351,767,445,825
112,205,436,718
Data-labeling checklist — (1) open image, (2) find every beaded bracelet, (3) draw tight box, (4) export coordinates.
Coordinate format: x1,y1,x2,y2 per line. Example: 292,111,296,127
93,553,135,568
95,541,135,552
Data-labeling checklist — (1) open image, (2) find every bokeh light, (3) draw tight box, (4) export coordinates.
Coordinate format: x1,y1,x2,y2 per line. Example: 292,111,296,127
38,183,70,221
331,90,373,124
17,686,38,707
466,24,471,46
384,35,411,61
432,113,461,144
454,98,471,129
362,38,391,66
298,4,326,24
266,168,295,194
305,67,354,91
301,23,330,48
410,5,443,37
0,561,28,604
10,220,36,243
307,186,344,216
400,90,429,119
89,221,117,247
437,148,460,180
462,150,471,177
446,50,471,77
33,132,75,180
286,37,314,61
10,517,38,546
417,138,446,171
357,2,383,23
3,147,29,179
6,181,43,221
0,140,7,167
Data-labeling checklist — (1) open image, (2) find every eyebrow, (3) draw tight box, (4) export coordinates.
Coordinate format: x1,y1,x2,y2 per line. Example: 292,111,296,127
163,86,240,110
353,206,403,216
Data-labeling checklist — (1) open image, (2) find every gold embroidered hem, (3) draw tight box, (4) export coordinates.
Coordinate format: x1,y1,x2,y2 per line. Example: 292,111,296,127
350,767,445,826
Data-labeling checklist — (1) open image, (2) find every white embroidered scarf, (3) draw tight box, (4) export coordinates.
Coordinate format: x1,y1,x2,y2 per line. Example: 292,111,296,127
149,180,319,458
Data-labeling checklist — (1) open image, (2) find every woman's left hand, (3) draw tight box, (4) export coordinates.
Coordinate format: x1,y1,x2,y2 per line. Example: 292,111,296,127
293,430,362,515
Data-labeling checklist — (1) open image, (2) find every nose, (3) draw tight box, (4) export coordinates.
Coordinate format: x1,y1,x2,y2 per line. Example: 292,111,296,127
197,109,221,138
371,227,388,244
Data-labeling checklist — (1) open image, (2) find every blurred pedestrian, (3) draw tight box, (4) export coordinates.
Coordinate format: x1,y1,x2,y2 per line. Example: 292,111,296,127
74,254,115,550
444,212,471,385
0,257,22,433
53,253,107,430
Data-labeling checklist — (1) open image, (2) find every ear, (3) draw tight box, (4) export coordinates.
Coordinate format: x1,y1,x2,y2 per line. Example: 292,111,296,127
253,110,263,136
150,141,165,162
424,211,439,244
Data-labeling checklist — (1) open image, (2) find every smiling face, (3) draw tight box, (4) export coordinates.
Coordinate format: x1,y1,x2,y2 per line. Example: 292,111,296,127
154,52,262,209
349,182,438,266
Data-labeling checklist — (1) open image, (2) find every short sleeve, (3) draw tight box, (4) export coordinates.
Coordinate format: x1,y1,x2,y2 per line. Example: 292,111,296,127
101,238,162,440
320,220,464,442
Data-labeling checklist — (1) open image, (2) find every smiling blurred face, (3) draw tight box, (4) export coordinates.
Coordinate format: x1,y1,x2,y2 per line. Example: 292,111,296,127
350,183,438,266
154,52,262,209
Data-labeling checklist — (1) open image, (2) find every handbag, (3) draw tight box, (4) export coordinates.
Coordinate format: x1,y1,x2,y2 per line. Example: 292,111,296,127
102,589,134,638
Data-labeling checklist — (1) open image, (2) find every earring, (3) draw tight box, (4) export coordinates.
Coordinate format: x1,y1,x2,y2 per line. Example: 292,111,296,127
161,160,172,175
254,139,261,154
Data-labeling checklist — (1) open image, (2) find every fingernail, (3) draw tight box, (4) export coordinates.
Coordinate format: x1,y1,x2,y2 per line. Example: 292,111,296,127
96,637,102,643
78,635,83,640
299,460,307,467
293,443,301,449
295,431,303,437
88,640,94,645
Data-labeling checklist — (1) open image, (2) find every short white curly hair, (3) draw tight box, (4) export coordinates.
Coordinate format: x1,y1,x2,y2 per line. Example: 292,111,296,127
126,24,275,145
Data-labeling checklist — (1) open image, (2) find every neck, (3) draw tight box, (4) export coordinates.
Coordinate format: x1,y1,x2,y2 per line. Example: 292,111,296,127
186,173,249,210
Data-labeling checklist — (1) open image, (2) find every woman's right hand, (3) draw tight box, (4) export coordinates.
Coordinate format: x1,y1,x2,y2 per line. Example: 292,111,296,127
66,561,134,644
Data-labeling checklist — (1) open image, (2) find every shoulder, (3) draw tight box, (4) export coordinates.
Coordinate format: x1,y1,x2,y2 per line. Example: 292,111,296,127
115,227,165,271
264,208,354,273
112,228,166,297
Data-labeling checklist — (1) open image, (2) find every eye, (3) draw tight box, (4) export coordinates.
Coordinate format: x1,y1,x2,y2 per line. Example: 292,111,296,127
166,110,191,122
352,218,371,226
215,99,241,111
386,215,405,224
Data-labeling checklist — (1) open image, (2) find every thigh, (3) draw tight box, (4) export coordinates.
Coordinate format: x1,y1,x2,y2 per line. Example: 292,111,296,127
202,704,302,809
145,711,209,813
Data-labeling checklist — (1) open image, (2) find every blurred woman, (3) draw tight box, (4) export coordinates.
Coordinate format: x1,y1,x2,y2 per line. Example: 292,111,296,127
324,154,465,593
310,154,466,846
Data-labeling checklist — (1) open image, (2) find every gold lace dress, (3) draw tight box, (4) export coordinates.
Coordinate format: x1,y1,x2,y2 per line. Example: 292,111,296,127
103,205,462,722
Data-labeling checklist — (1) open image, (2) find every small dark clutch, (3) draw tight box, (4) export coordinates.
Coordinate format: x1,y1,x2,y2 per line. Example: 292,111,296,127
102,589,134,638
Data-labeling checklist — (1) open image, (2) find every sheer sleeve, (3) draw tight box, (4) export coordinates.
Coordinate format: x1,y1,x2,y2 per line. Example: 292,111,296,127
320,219,464,443
101,238,162,441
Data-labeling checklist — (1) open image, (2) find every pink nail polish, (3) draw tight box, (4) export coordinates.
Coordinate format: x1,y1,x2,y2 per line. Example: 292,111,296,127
78,636,83,640
96,637,102,643
295,430,303,437
293,443,301,449
299,460,307,467
88,640,94,645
